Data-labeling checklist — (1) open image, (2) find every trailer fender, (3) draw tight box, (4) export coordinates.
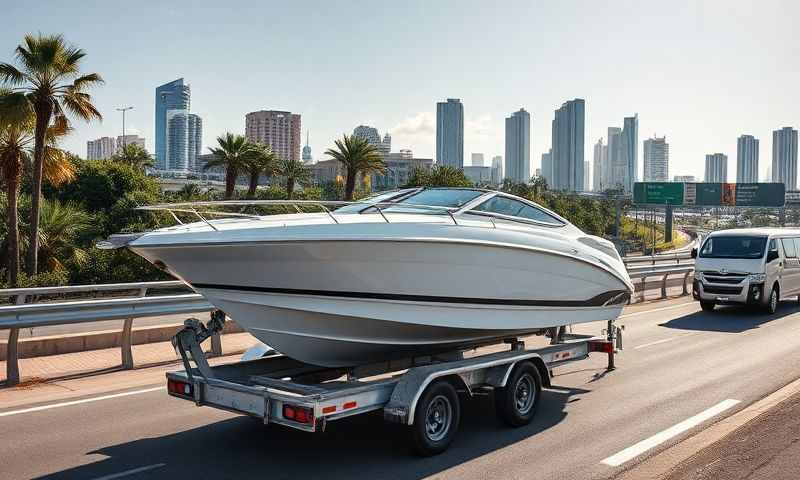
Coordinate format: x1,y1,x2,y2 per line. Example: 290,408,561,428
485,357,551,389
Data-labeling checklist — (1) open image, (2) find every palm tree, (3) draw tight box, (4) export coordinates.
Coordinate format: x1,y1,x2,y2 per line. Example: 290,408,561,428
277,158,312,200
32,199,93,273
204,133,256,199
0,90,74,286
325,134,386,200
245,144,278,197
0,34,103,275
110,143,153,170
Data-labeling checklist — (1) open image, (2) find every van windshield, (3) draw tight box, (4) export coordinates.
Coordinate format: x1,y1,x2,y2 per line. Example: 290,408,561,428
699,236,767,259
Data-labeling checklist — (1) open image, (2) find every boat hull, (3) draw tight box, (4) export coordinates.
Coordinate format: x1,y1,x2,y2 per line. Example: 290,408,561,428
132,235,630,367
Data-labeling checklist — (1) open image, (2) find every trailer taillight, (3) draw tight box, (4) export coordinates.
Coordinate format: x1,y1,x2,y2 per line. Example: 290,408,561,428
283,404,314,424
167,379,193,397
589,340,614,354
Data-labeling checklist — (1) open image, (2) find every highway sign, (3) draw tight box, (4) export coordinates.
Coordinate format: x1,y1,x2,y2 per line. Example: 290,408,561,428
633,182,785,207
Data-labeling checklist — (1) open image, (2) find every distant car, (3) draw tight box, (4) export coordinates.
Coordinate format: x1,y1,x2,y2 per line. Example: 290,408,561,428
692,228,800,314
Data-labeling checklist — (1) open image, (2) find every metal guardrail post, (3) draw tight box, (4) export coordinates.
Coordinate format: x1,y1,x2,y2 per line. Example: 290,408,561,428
6,294,26,386
121,287,148,369
682,271,691,295
661,273,669,298
639,277,647,303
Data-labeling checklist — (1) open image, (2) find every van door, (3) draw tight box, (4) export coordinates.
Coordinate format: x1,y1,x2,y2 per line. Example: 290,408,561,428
779,238,798,297
765,238,782,296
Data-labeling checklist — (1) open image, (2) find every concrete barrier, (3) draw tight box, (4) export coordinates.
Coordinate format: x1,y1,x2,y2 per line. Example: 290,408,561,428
0,320,244,361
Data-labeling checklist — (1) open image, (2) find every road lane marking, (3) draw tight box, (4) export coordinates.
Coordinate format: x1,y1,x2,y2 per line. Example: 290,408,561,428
0,386,162,418
621,302,698,319
601,399,741,467
90,463,166,480
634,333,699,350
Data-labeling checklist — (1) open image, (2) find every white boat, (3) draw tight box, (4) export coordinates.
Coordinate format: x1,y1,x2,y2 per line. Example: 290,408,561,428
103,188,633,367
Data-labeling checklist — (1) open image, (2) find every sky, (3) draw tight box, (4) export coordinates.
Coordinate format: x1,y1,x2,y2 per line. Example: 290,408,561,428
2,0,798,182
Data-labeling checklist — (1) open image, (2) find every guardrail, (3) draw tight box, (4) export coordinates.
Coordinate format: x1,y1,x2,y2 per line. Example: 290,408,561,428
0,281,214,386
627,265,695,303
623,252,694,266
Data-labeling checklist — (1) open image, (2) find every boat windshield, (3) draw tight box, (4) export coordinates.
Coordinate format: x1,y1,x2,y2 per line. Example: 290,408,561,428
699,236,767,259
388,189,484,212
334,190,414,213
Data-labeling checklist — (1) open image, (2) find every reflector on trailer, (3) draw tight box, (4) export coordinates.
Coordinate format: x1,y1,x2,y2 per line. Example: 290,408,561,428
589,340,614,354
322,405,336,414
343,401,357,410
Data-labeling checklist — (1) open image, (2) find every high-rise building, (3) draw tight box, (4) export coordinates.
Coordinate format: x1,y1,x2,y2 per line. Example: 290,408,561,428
592,138,605,191
673,175,696,183
621,115,639,192
302,131,313,164
245,110,302,161
551,99,585,191
541,149,553,186
607,127,623,190
772,127,798,190
116,135,146,151
504,108,531,183
583,161,591,191
155,78,191,170
380,133,391,156
736,134,759,183
187,114,202,172
87,136,116,160
491,155,503,184
353,125,390,157
471,153,485,167
436,98,464,167
705,153,728,182
165,110,189,171
643,136,669,182
463,166,492,185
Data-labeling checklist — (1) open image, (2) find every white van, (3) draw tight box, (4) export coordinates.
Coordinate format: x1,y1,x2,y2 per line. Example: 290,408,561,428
692,228,800,314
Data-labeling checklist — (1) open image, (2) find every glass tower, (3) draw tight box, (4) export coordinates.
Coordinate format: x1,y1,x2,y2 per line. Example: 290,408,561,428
155,78,190,170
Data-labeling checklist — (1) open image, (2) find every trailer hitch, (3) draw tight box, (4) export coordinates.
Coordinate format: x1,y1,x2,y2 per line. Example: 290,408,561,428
172,309,226,382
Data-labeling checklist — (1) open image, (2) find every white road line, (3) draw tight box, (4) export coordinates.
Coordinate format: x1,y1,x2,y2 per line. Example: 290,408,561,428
621,302,698,319
90,463,166,480
0,386,162,418
601,399,741,467
634,333,698,350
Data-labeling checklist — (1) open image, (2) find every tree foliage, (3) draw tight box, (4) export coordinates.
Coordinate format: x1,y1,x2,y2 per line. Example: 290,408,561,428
406,165,472,188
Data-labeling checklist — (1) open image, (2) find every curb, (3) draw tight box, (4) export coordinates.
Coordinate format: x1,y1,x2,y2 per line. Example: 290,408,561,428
617,376,800,479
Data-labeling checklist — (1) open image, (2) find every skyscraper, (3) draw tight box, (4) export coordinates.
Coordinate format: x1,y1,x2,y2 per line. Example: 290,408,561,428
353,125,390,157
705,153,728,182
551,99,585,191
436,98,464,167
302,131,313,164
541,149,553,186
643,136,669,182
187,114,202,172
584,161,591,191
471,153,485,167
245,110,302,161
380,133,391,156
87,137,116,160
491,155,503,184
155,78,191,170
736,134,759,183
116,135,146,151
772,127,798,190
166,109,189,171
592,138,605,191
621,114,639,192
607,127,623,190
504,108,531,182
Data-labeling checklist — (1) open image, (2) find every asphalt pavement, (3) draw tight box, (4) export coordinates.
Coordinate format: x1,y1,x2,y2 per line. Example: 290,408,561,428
2,297,800,479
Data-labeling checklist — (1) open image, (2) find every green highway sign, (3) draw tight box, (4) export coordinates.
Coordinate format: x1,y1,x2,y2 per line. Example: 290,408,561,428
633,182,684,205
633,182,785,207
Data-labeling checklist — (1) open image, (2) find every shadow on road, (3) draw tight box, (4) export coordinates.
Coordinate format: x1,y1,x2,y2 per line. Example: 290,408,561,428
659,303,800,333
34,385,590,480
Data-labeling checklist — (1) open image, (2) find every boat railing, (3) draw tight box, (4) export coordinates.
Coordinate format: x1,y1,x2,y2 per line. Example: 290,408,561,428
136,200,486,231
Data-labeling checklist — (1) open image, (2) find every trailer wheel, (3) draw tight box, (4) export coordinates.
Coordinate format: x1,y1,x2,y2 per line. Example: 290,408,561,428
409,380,460,456
495,361,542,427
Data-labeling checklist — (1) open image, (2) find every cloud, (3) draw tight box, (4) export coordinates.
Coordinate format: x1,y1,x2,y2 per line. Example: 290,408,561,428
391,112,435,136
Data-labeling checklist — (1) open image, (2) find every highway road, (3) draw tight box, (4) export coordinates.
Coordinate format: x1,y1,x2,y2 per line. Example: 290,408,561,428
2,297,800,479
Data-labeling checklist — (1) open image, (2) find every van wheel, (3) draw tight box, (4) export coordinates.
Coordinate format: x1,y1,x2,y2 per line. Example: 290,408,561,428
765,286,779,314
700,301,715,312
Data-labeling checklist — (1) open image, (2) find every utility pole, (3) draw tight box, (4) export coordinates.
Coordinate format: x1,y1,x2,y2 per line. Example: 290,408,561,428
116,106,134,149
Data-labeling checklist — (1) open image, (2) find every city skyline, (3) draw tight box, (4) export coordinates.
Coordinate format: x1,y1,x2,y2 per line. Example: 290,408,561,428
2,1,798,182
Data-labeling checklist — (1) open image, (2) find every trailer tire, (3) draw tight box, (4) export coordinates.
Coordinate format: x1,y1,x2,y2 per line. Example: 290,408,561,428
495,361,542,427
409,380,460,456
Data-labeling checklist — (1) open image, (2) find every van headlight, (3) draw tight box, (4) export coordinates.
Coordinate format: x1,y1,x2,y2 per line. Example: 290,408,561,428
747,273,766,283
694,271,703,281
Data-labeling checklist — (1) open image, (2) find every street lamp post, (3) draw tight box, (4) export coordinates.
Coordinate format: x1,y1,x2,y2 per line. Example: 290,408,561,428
116,106,134,148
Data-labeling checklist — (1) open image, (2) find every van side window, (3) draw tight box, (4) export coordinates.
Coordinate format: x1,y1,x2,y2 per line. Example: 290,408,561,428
781,238,796,258
794,238,800,256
